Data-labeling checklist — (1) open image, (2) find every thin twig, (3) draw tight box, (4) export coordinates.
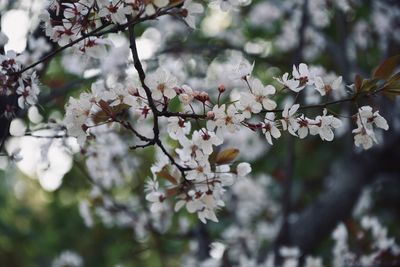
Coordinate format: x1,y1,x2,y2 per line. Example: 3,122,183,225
127,22,189,176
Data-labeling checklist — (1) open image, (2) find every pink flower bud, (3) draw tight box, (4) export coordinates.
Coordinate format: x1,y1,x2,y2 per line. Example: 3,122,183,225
207,111,215,120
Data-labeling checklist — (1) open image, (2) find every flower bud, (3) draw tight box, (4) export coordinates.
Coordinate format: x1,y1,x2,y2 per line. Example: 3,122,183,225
207,111,215,120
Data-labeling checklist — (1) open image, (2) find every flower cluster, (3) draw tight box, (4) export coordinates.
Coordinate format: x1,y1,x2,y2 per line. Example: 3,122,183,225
234,62,344,145
332,218,400,267
2,1,399,266
183,214,400,267
62,54,392,224
40,0,205,58
0,51,40,119
273,63,342,95
0,51,23,96
63,80,141,146
353,106,389,149
41,0,113,56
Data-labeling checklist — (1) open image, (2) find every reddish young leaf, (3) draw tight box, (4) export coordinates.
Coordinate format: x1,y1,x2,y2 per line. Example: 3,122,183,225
354,74,363,93
373,55,400,80
216,148,240,165
92,103,131,124
166,187,178,197
157,168,178,185
382,72,400,100
98,100,114,116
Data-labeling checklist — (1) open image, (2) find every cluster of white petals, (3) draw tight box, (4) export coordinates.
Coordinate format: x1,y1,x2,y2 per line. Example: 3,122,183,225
352,106,389,149
0,0,386,237
63,80,141,146
61,55,392,223
39,0,205,61
234,62,345,145
0,50,40,116
332,218,400,267
1,1,399,267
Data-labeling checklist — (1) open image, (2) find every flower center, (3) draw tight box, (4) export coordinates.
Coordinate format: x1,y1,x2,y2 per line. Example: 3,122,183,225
324,84,332,93
181,8,188,17
299,76,308,86
158,83,166,93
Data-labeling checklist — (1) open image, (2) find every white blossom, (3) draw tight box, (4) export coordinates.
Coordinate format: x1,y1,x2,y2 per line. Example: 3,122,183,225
181,0,204,29
192,129,223,156
16,80,40,109
309,109,342,141
292,63,315,91
186,160,212,181
315,76,342,96
231,58,254,80
250,78,277,110
145,177,168,213
352,106,388,149
207,104,244,137
237,92,261,118
145,68,178,101
281,104,300,136
98,0,133,24
263,112,281,145
63,93,94,146
167,117,191,140
178,85,194,106
274,73,300,92
237,162,251,177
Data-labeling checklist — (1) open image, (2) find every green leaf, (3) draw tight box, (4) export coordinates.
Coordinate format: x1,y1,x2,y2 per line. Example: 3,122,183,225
382,72,400,100
360,78,379,93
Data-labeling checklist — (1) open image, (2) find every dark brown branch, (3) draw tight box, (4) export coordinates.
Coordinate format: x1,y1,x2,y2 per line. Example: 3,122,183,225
127,21,189,175
14,7,174,76
263,86,385,114
14,22,111,75
24,133,67,138
118,120,153,143
129,142,154,150
160,111,207,119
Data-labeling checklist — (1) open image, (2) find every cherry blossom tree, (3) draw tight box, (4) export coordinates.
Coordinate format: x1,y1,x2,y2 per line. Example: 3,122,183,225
0,0,400,266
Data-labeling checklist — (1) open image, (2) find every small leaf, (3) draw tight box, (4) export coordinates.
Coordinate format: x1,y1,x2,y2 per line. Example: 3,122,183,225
360,78,379,93
113,103,131,114
157,168,178,185
354,74,363,93
92,103,131,124
382,72,400,100
92,110,110,124
373,55,400,80
216,148,240,165
166,187,178,197
98,100,114,116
